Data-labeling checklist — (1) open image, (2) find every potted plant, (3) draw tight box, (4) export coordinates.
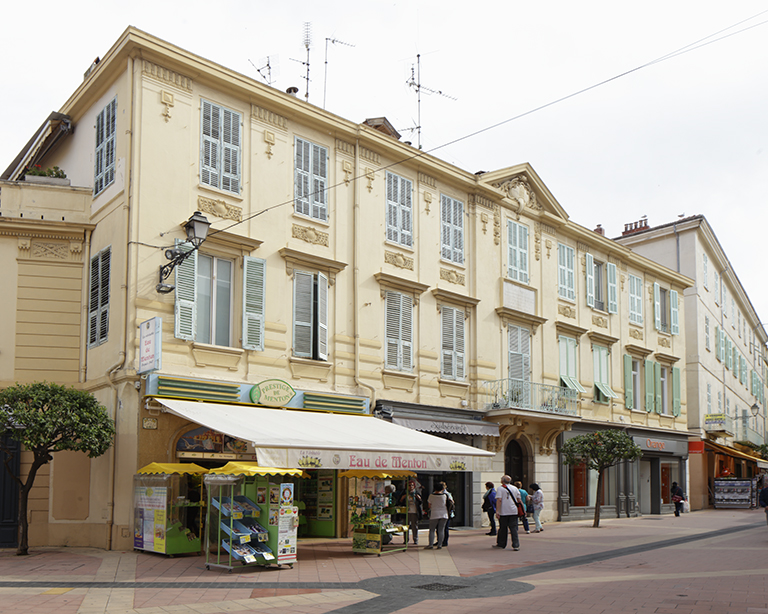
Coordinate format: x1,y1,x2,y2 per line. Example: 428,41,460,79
23,165,70,186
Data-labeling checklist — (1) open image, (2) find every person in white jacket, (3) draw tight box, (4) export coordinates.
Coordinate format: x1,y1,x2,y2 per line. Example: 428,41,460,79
492,475,521,551
529,483,544,533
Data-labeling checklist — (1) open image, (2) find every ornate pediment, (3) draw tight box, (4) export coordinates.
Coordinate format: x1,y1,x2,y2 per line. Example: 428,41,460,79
493,175,541,212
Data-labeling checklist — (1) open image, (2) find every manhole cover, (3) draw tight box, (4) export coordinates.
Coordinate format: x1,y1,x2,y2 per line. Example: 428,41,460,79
412,583,467,592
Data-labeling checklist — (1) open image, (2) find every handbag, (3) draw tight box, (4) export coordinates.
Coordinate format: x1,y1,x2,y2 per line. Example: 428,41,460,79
504,486,525,516
672,495,683,503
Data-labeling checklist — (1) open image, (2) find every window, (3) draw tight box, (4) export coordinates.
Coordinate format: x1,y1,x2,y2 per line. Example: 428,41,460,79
586,255,617,313
386,172,413,247
558,243,575,300
629,274,643,324
293,271,328,361
652,363,681,416
441,194,464,264
200,99,241,194
94,98,117,195
707,382,712,412
174,248,265,350
593,345,617,403
722,285,728,317
653,283,679,334
385,291,413,371
658,365,669,415
705,315,710,351
569,462,616,507
624,355,645,410
88,246,111,347
717,390,722,411
714,271,720,305
295,137,328,220
559,335,584,392
509,325,531,382
507,220,529,283
703,253,708,290
440,305,465,380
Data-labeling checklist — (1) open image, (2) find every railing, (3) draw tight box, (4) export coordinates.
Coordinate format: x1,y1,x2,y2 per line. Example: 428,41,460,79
734,423,763,447
479,378,579,416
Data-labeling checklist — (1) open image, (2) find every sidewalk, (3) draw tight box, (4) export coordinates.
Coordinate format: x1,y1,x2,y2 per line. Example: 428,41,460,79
1,509,767,614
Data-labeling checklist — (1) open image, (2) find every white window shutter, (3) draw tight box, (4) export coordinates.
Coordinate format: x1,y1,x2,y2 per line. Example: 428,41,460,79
508,221,518,280
607,263,618,313
174,242,197,341
703,253,708,290
295,138,311,216
585,253,595,308
242,257,266,351
653,283,661,331
311,143,328,221
401,294,413,371
566,246,575,300
454,199,464,264
401,177,413,247
454,307,465,380
386,172,399,243
385,291,401,370
441,195,452,260
317,273,329,360
670,290,679,335
293,271,314,357
441,306,455,379
221,108,241,193
624,354,633,409
200,100,220,189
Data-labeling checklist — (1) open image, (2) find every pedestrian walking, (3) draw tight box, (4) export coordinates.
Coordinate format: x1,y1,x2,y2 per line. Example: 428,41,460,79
492,475,521,551
529,483,544,532
400,480,422,544
425,481,451,549
514,481,532,534
671,481,685,517
482,481,497,535
758,480,768,526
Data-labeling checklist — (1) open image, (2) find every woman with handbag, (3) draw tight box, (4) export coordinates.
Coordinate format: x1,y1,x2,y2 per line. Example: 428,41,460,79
425,482,450,549
671,482,685,517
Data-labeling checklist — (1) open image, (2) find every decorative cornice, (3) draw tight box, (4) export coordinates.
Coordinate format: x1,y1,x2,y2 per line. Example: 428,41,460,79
418,173,436,188
278,247,347,285
655,352,680,364
251,105,287,130
374,272,429,304
360,147,380,165
577,241,590,253
555,320,588,338
469,193,497,211
384,250,414,271
197,196,242,222
587,331,620,346
625,343,653,358
336,139,355,157
439,268,465,286
431,288,480,313
141,60,192,91
495,307,547,333
292,224,329,247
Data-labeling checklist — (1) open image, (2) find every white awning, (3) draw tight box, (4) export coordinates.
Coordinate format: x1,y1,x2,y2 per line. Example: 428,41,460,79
158,399,493,472
392,416,499,436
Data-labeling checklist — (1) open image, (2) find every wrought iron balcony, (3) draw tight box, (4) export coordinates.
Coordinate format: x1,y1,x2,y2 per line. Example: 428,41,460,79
479,378,579,416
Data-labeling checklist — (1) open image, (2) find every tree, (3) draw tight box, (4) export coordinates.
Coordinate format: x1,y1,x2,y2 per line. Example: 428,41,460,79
0,382,114,555
561,429,642,528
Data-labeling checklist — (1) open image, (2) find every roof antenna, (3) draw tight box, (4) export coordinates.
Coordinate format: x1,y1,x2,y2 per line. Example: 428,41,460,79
290,22,312,102
323,37,355,109
404,54,456,149
249,56,279,86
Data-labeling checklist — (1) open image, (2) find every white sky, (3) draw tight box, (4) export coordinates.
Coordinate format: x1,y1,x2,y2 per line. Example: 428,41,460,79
2,1,767,323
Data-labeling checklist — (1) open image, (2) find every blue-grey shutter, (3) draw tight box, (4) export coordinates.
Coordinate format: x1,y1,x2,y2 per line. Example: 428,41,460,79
653,283,661,331
670,290,679,335
453,198,464,264
293,271,314,358
311,143,328,221
200,100,220,189
242,256,266,351
94,98,117,195
174,242,197,341
400,176,413,247
585,253,595,308
221,107,241,193
385,291,401,370
654,362,662,413
401,294,413,371
455,307,465,380
317,273,329,361
645,359,655,413
88,248,111,347
607,263,618,314
624,354,633,409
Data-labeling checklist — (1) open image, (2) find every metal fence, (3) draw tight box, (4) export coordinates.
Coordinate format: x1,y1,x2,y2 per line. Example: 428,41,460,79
479,378,579,416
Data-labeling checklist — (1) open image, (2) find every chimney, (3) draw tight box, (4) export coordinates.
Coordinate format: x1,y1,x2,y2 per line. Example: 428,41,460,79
286,87,299,97
622,217,649,236
593,224,605,236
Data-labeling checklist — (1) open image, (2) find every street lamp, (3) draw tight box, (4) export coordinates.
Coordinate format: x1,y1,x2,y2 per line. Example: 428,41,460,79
156,211,211,294
751,403,760,418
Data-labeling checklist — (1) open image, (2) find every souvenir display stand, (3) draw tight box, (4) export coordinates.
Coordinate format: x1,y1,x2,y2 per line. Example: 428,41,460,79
713,477,759,508
133,463,208,556
204,462,306,572
342,469,416,556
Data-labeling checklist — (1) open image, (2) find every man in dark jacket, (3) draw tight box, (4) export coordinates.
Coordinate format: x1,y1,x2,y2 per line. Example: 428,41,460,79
671,482,685,517
759,481,768,526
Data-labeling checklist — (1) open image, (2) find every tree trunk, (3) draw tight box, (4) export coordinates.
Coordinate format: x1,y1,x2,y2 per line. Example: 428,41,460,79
16,457,44,555
593,469,604,528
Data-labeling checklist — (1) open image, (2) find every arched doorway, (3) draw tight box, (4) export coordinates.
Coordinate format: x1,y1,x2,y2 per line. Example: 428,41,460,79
505,438,530,486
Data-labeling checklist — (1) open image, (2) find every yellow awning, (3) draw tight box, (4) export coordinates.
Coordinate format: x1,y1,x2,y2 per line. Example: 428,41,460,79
137,462,209,475
338,469,417,480
208,461,308,478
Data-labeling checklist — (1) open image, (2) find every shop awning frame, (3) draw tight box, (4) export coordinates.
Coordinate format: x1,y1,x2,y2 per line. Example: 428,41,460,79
157,398,493,472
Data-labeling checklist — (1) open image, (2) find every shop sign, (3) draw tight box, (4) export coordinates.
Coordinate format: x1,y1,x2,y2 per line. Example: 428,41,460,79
704,413,728,429
138,317,162,373
250,379,296,407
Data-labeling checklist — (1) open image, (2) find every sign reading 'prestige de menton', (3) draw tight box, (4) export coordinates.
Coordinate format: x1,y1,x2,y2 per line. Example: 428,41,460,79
249,379,296,407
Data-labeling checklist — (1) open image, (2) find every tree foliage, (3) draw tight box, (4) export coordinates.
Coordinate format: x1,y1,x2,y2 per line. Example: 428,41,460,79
0,382,114,555
561,429,642,527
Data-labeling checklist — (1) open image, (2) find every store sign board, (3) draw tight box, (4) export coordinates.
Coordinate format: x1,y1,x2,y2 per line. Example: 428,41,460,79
138,317,162,374
249,379,296,407
256,447,489,472
704,413,728,429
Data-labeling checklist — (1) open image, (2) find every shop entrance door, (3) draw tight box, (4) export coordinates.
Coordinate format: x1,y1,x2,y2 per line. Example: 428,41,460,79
0,434,20,547
639,460,651,515
504,439,529,487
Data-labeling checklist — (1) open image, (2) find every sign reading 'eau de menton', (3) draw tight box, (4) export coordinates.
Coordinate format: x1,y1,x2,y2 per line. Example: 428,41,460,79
249,379,296,407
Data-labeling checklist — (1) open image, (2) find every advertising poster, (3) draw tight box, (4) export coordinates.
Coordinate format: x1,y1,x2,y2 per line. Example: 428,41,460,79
153,509,166,552
277,506,299,564
280,483,294,506
269,484,280,505
268,507,278,526
256,487,267,504
134,486,167,552
133,508,144,548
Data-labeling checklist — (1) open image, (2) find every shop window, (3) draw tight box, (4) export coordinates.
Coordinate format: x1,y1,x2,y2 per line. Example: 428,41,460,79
293,271,328,361
569,462,616,507
660,461,679,505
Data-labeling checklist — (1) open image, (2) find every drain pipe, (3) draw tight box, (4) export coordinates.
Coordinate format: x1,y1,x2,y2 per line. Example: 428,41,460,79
353,137,376,410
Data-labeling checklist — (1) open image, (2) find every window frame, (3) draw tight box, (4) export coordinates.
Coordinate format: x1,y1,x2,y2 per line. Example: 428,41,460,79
507,220,529,284
200,99,242,194
385,171,413,248
294,137,329,221
440,194,464,264
94,97,117,196
384,290,413,372
593,345,617,403
196,253,234,347
558,243,575,301
293,270,329,361
508,324,531,383
88,246,111,348
440,304,465,381
559,335,585,392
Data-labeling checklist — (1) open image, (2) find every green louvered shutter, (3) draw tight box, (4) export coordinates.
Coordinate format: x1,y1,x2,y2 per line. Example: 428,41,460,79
624,354,633,409
585,253,595,308
242,256,265,351
645,359,655,413
672,366,681,416
174,242,197,341
670,290,679,335
654,362,662,413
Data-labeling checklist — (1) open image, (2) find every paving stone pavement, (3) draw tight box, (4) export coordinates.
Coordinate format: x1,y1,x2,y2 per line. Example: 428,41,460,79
1,509,767,614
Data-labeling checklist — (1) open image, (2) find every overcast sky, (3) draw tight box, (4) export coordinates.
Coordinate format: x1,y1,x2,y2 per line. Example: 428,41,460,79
2,1,767,324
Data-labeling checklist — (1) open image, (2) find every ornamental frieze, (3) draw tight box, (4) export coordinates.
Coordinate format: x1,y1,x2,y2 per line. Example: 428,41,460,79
592,315,608,329
658,336,671,348
292,224,329,247
558,304,576,319
251,105,287,130
629,328,644,340
197,196,242,222
384,251,414,271
142,60,192,91
440,268,465,286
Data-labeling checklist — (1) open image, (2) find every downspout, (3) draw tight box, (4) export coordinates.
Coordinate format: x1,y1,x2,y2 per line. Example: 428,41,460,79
353,137,376,410
79,229,93,383
105,55,136,550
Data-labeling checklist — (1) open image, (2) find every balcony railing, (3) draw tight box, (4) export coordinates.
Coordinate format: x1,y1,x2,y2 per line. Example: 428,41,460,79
734,423,764,447
479,378,579,416
703,413,734,437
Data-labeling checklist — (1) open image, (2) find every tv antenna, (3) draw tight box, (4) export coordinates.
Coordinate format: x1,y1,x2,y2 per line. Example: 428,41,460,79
249,55,279,86
405,53,456,149
323,37,355,109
